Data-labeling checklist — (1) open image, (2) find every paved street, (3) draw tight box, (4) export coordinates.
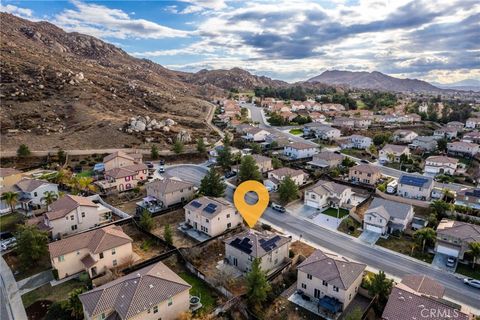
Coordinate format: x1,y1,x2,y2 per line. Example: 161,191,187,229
165,164,480,312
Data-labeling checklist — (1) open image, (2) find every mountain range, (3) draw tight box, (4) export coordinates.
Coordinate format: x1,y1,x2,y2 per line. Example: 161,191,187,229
431,79,480,92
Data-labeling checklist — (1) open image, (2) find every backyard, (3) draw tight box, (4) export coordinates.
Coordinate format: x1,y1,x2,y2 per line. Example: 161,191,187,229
178,272,218,314
289,128,303,135
322,207,350,219
4,251,52,281
340,149,375,161
151,209,197,248
22,279,87,308
0,212,24,232
121,223,169,261
376,236,434,263
338,217,362,237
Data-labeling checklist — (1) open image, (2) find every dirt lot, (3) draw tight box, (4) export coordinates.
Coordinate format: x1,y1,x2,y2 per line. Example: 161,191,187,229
151,209,197,248
121,223,168,261
290,240,315,258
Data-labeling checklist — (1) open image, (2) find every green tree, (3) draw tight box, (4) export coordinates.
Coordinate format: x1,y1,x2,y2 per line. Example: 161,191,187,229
344,307,363,320
67,288,86,319
272,157,282,169
164,224,173,246
238,155,262,183
278,176,299,204
368,144,378,155
366,271,393,314
199,168,226,197
414,227,436,252
139,209,155,231
196,138,206,154
46,301,71,320
222,134,232,146
342,157,357,168
17,144,31,157
216,145,233,171
151,145,159,160
467,242,480,269
437,138,448,152
57,149,67,164
248,143,262,154
430,200,451,219
269,141,279,149
172,140,184,154
41,190,58,207
246,258,271,307
1,191,18,213
15,225,48,266
71,176,97,195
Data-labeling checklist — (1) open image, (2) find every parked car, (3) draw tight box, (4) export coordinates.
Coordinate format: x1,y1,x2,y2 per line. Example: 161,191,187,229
0,237,16,252
0,232,14,241
158,166,165,173
159,159,165,165
145,162,154,169
224,171,236,179
446,256,456,268
464,278,480,289
271,203,286,213
360,159,370,164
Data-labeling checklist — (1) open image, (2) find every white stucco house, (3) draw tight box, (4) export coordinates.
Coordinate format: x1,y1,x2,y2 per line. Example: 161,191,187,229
283,142,319,159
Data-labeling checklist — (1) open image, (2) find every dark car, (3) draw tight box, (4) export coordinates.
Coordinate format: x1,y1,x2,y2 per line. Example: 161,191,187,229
159,159,165,165
145,162,154,169
0,232,14,241
360,159,370,164
224,171,236,179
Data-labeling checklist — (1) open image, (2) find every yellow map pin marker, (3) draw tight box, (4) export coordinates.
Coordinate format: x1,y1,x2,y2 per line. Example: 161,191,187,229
234,180,269,228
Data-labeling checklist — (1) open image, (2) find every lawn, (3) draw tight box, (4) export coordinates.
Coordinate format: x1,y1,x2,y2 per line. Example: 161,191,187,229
376,236,434,263
456,263,480,280
76,170,93,178
0,212,24,232
322,207,349,219
22,279,87,308
179,272,217,313
289,128,303,135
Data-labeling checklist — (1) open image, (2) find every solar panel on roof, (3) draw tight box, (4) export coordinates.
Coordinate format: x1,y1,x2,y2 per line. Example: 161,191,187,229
399,175,429,187
230,237,252,254
203,203,217,213
260,235,282,252
190,201,202,208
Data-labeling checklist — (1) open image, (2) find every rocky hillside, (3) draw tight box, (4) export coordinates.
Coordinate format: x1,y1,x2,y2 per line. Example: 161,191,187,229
0,13,219,152
182,67,288,91
307,70,441,92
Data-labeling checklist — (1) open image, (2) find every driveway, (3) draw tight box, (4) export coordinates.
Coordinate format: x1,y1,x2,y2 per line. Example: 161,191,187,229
358,230,381,245
286,202,319,219
312,213,344,230
432,253,457,272
17,270,54,295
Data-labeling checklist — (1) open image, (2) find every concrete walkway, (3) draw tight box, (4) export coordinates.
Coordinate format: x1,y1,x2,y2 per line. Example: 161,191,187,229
17,269,53,296
0,256,27,320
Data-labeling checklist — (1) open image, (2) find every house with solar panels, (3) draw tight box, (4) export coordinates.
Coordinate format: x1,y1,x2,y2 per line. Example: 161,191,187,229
224,230,291,274
397,173,434,201
184,197,242,237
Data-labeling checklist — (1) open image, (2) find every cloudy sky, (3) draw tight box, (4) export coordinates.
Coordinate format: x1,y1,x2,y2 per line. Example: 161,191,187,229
1,0,479,83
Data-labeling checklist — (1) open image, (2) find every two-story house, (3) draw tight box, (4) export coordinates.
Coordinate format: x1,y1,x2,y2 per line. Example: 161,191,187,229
103,151,143,171
424,156,459,176
307,151,344,169
363,198,414,234
435,219,480,261
15,178,59,211
446,121,465,132
349,164,382,185
184,197,242,237
264,167,306,191
409,136,438,152
379,144,410,164
304,124,341,140
462,131,480,144
354,118,372,129
397,174,434,201
447,141,479,157
392,130,418,143
297,249,366,313
455,188,480,210
337,135,372,150
145,178,195,208
304,180,352,209
465,117,480,129
434,127,458,140
243,127,271,142
332,117,355,128
283,142,319,159
224,230,291,274
79,262,191,320
49,225,133,279
232,154,273,174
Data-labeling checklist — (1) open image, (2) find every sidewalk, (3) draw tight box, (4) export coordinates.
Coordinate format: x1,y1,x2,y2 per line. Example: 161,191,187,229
0,256,27,320
17,269,53,296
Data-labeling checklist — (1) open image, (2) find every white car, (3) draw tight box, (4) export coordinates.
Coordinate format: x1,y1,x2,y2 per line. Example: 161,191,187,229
0,237,16,251
464,278,480,289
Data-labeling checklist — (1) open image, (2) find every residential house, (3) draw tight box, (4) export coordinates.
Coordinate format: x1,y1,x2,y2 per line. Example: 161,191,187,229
49,225,133,279
424,156,459,176
0,168,22,188
243,127,271,142
435,219,480,260
307,152,344,169
447,121,465,132
15,178,59,211
304,123,341,140
79,262,191,320
233,154,273,173
363,198,414,234
38,195,111,239
145,178,195,208
354,117,372,129
103,151,143,172
397,173,434,200
337,135,372,150
434,127,458,139
304,180,352,209
97,163,148,193
309,112,326,123
349,164,382,185
224,230,291,274
465,117,480,129
447,141,479,157
455,188,480,210
392,130,418,143
382,276,472,320
264,167,306,191
283,142,319,159
184,197,242,237
379,144,410,164
462,131,480,144
332,117,355,128
297,250,366,313
409,136,438,152
405,113,422,123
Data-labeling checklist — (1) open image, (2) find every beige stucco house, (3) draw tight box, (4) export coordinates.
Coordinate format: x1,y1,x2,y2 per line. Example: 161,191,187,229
349,164,382,185
297,249,366,313
379,144,410,164
49,225,133,279
232,154,273,173
304,180,352,209
184,197,242,237
424,156,459,176
397,173,434,200
307,151,344,169
447,141,479,157
79,262,191,320
146,178,196,208
435,219,480,260
224,230,291,274
103,151,143,171
264,167,306,191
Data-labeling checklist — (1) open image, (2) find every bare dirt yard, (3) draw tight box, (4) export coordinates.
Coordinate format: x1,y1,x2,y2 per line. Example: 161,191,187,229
121,223,168,261
151,209,197,248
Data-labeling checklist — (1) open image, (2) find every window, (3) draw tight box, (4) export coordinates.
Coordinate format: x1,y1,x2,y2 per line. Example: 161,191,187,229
76,251,80,256
301,283,306,289
34,192,38,197
307,274,312,280
206,219,209,223
112,259,117,267
58,255,65,262
227,223,231,228
314,289,321,299
248,256,254,261
168,298,173,306
311,194,316,199
70,215,74,220
226,214,230,218
153,306,158,314
125,176,130,181
333,286,339,292
81,212,85,218
349,293,352,300
322,280,328,286
71,225,77,231
112,248,116,255
66,217,68,220
99,252,104,259
100,313,106,320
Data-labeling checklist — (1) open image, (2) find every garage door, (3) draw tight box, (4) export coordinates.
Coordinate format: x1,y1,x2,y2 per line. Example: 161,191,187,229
305,200,319,208
365,224,383,233
436,245,460,257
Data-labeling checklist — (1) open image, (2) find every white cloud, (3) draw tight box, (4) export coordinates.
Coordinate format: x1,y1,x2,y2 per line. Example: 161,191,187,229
0,4,33,18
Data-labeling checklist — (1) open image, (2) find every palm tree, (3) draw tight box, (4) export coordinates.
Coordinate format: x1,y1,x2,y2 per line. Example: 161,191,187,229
414,228,436,253
467,242,480,270
71,176,97,195
366,271,393,314
41,191,58,208
54,168,73,186
1,191,18,213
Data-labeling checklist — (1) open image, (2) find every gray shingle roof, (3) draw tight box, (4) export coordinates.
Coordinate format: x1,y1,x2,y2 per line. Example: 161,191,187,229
15,178,55,193
297,250,366,290
366,197,412,221
146,178,194,195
